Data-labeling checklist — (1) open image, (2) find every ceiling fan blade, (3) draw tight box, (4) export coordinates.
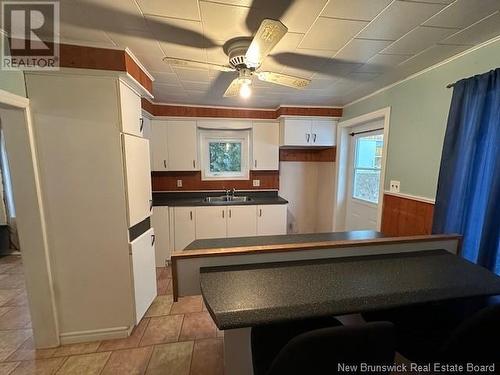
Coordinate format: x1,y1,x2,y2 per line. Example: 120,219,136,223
224,78,243,97
256,71,309,89
245,19,287,68
246,0,295,33
163,57,235,72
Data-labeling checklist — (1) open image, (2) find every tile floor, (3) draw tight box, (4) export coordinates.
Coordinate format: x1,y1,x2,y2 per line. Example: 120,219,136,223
0,255,224,374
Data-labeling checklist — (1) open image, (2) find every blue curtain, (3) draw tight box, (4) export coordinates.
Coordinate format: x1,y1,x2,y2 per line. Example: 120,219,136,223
433,68,500,274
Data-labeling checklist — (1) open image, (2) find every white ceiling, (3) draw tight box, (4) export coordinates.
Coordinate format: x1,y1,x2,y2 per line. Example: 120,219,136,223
56,0,500,108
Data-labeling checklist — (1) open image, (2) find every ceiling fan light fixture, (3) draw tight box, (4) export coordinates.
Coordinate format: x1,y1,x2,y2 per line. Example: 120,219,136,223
239,80,252,98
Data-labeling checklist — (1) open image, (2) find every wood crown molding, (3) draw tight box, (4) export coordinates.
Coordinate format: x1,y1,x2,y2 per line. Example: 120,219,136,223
141,99,343,119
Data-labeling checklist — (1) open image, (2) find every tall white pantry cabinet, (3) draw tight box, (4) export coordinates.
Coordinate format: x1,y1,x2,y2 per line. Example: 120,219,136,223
24,71,156,343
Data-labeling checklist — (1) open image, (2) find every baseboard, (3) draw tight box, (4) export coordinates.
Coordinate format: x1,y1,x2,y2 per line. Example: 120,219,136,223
59,325,133,345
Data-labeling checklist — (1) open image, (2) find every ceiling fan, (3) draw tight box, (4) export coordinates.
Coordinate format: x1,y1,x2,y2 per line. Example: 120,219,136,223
163,19,310,98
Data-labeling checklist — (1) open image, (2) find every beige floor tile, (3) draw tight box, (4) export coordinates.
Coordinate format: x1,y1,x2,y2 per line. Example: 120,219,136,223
0,263,17,274
0,306,32,330
101,346,153,375
145,341,193,375
145,296,173,318
0,290,20,306
0,330,32,361
52,342,100,358
190,338,224,375
0,306,14,317
4,293,28,307
169,296,203,315
179,312,217,341
0,361,20,374
140,315,183,346
11,357,66,375
0,274,25,290
98,318,149,352
55,352,110,375
7,337,56,361
156,279,171,296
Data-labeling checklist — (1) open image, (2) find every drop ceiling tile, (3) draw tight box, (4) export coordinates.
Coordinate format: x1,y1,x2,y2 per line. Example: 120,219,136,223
207,41,229,65
382,26,459,55
280,66,316,79
260,33,304,72
280,0,329,33
356,53,412,73
200,1,252,41
137,0,200,20
306,78,337,89
334,38,392,63
299,17,369,50
357,1,446,40
78,0,149,32
106,31,162,56
424,0,500,29
182,81,211,91
398,44,470,73
136,53,173,72
442,12,500,45
174,66,211,82
161,43,207,62
151,71,181,85
321,0,392,21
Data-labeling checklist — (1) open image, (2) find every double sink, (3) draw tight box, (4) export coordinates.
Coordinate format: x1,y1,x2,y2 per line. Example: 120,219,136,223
203,195,252,204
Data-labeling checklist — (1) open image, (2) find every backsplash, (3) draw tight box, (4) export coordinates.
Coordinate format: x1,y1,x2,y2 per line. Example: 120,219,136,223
152,170,279,191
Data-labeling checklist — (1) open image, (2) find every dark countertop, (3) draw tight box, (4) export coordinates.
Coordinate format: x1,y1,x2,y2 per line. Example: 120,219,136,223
152,191,288,207
185,230,384,250
200,249,500,330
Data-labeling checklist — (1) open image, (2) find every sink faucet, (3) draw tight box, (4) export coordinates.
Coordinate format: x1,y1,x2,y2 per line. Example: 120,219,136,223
231,188,236,197
225,189,231,199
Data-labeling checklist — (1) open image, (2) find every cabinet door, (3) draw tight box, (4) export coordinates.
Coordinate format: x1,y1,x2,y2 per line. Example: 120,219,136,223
195,206,227,239
130,228,157,323
252,122,279,170
167,121,198,171
257,205,287,235
174,207,196,250
227,205,257,238
122,134,152,227
150,120,169,171
281,118,311,146
152,206,170,266
311,119,336,146
142,116,153,170
119,81,143,137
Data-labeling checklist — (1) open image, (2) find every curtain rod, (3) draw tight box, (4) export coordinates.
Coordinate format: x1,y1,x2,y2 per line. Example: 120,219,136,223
349,127,384,137
446,83,455,89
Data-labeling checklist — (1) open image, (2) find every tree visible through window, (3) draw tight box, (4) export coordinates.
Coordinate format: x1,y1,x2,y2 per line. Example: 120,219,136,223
209,142,242,173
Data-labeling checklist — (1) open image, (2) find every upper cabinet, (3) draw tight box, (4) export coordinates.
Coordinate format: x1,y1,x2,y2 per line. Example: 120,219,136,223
150,120,169,171
280,117,337,147
119,82,143,137
167,120,198,171
252,121,279,170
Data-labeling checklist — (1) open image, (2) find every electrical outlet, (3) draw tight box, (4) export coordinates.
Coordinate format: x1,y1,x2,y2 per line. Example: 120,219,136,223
177,179,183,188
253,179,260,187
390,180,400,193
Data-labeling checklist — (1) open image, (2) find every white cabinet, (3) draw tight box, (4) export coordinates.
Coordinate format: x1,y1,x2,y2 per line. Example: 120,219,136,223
167,120,198,171
150,120,169,171
122,134,152,227
119,81,143,137
280,117,336,146
195,206,227,239
257,205,287,235
152,206,170,266
252,122,279,170
227,205,257,237
173,207,196,250
130,228,157,323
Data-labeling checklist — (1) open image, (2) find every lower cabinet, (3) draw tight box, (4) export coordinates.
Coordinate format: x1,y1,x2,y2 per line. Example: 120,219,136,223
130,228,157,323
257,205,287,235
152,206,170,266
227,205,257,237
173,207,196,251
195,206,227,239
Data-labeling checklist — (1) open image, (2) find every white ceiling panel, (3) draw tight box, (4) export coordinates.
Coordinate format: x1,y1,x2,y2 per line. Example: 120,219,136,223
151,71,181,85
182,81,211,91
424,0,500,29
137,0,200,20
321,0,392,21
356,53,412,73
106,31,162,57
334,38,392,63
280,0,329,33
200,1,252,41
173,66,211,82
382,26,459,55
442,11,500,45
398,44,470,73
357,1,446,40
299,18,369,50
136,53,173,73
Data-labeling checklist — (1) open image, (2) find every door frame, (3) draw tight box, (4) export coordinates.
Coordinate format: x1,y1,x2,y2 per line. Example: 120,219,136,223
0,88,60,347
333,107,391,232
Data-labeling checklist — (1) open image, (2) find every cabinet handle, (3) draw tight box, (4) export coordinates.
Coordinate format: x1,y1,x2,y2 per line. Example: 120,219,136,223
163,160,167,169
229,209,232,218
222,210,225,218
192,160,196,168
151,234,156,246
149,199,153,211
190,211,193,221
313,133,317,143
259,209,262,217
139,118,144,132
254,160,257,168
306,133,310,143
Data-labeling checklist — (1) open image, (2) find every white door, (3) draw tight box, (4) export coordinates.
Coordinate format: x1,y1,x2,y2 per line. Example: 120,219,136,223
281,118,311,146
167,120,198,171
150,120,169,171
119,81,143,137
130,228,157,323
122,134,152,227
252,122,279,170
257,205,287,235
311,119,336,146
345,128,384,230
152,206,170,266
195,206,227,239
227,205,257,237
174,207,196,250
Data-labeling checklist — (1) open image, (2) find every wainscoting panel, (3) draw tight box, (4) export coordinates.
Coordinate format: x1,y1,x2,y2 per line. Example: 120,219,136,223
381,194,434,236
